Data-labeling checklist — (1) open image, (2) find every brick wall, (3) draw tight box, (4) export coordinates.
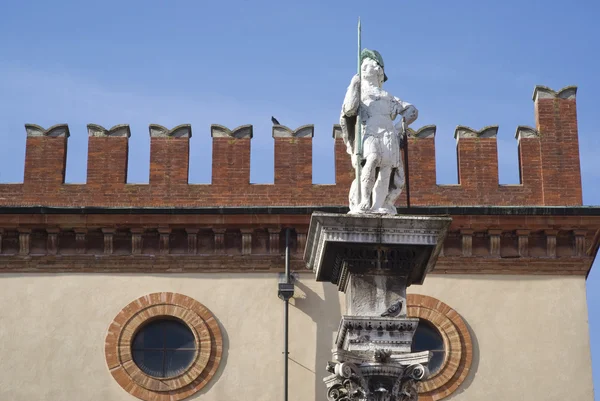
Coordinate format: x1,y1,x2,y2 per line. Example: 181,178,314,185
0,85,582,208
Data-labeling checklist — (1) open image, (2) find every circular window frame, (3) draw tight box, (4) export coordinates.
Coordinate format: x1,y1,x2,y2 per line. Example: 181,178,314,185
105,293,223,401
407,294,473,401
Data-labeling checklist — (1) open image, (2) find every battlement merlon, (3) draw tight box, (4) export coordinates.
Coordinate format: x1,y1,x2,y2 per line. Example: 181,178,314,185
2,85,582,208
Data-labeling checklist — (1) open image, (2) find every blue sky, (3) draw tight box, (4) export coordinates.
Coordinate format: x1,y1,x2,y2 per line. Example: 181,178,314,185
1,0,599,392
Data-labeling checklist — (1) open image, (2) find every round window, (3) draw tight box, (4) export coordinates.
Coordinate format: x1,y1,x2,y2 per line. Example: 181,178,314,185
131,318,196,378
411,319,445,374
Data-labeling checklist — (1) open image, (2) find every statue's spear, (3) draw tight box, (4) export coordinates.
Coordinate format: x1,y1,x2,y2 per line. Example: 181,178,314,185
402,118,411,208
355,18,363,203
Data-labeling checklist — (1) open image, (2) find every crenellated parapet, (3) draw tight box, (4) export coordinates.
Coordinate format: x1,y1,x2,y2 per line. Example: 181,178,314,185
0,85,583,208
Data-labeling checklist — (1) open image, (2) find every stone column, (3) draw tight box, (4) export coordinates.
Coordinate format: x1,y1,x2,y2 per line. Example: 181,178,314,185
305,213,452,401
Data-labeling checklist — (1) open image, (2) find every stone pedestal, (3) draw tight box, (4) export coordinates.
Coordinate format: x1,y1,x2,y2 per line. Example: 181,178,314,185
305,213,451,401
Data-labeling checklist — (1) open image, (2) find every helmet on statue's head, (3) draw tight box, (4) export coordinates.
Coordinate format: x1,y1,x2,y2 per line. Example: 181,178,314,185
360,48,388,82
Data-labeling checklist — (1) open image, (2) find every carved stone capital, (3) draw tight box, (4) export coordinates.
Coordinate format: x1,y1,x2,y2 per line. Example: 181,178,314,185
324,359,426,401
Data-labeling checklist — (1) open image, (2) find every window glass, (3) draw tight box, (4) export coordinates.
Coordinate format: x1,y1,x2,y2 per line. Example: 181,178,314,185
411,319,445,374
132,319,196,378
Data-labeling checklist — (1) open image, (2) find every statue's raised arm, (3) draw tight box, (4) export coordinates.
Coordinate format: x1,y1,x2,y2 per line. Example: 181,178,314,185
342,49,419,215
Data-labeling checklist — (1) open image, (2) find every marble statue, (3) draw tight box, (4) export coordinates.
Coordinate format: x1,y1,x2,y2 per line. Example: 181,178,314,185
340,49,418,214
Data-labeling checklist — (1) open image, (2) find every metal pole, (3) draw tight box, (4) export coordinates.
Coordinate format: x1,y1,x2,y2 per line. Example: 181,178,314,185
402,118,411,208
284,228,290,401
355,18,363,203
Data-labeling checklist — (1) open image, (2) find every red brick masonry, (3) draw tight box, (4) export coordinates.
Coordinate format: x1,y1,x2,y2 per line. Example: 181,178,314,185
0,86,584,208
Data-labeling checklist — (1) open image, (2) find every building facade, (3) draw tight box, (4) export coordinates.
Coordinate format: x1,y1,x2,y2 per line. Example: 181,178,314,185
0,85,598,401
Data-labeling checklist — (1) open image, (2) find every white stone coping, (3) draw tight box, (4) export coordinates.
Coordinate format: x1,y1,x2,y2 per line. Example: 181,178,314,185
514,125,539,140
210,124,253,139
87,124,131,138
407,125,436,139
149,124,191,138
272,124,314,138
454,125,498,140
25,124,70,138
532,85,577,102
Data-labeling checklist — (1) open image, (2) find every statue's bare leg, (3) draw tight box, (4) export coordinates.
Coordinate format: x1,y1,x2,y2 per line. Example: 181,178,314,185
372,166,392,212
359,154,377,211
382,168,405,214
348,178,358,212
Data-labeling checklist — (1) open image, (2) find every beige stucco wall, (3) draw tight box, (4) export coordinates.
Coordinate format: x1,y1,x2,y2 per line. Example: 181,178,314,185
0,273,593,401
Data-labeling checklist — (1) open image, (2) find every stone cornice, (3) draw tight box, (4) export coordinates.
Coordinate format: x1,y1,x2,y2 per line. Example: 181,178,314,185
0,211,597,276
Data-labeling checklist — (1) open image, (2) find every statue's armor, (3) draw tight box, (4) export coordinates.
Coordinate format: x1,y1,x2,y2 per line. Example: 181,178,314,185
361,88,404,169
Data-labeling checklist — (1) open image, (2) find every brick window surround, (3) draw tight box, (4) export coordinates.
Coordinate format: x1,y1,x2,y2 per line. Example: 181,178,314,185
407,294,473,401
105,293,223,401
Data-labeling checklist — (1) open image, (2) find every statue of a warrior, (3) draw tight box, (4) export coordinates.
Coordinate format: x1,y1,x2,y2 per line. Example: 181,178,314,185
340,49,418,214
